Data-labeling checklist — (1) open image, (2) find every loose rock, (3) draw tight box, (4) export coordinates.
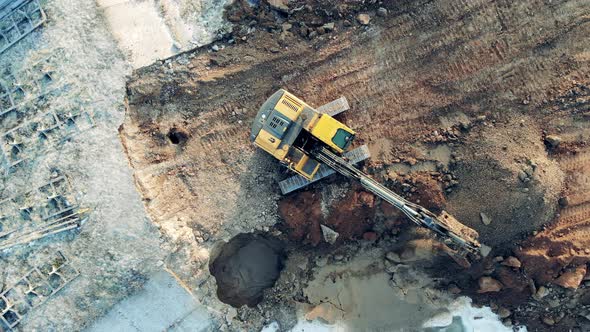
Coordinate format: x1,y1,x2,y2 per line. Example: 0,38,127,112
320,225,339,244
545,135,562,148
268,0,289,12
534,286,549,300
480,212,492,225
281,23,292,32
385,251,402,263
322,22,335,32
384,261,397,274
558,196,569,207
480,244,492,257
377,7,388,17
501,256,521,268
498,307,511,319
477,277,503,293
542,316,555,326
554,265,587,289
518,170,528,182
357,13,371,25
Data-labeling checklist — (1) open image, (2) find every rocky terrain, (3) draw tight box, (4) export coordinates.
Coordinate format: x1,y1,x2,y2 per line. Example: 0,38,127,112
1,0,589,331
119,0,590,331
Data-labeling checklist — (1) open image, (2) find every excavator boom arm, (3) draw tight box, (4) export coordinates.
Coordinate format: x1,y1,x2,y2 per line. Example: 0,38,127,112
312,147,481,256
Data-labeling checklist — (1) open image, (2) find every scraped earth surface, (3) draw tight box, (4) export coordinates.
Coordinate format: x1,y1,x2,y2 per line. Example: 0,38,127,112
120,0,590,330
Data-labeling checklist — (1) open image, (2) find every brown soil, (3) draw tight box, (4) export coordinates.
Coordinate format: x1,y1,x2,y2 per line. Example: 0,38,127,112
408,173,446,214
119,0,590,330
278,187,376,245
278,191,324,245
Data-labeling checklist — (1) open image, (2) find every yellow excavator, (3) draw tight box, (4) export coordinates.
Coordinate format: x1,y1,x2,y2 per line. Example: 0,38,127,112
250,89,481,260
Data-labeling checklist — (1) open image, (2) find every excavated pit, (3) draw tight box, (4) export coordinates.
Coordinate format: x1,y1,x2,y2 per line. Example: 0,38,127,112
209,233,285,308
167,128,188,145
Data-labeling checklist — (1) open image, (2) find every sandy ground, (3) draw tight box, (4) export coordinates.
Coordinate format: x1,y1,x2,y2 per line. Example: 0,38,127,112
301,250,443,330
98,0,178,68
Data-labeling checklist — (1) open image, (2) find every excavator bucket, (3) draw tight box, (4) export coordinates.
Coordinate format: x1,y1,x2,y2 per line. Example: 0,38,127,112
438,211,480,251
426,212,482,267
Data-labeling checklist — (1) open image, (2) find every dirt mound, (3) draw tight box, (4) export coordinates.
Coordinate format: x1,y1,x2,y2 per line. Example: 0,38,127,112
209,234,285,307
325,190,376,239
445,117,564,246
409,173,446,214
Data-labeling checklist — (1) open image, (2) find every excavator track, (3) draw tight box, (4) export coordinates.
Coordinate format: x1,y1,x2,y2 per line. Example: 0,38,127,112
312,147,481,258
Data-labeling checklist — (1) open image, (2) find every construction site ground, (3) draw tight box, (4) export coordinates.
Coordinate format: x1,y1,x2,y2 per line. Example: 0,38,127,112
1,0,590,331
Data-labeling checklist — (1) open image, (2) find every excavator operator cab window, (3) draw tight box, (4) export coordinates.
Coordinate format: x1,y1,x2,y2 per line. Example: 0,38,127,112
332,129,354,150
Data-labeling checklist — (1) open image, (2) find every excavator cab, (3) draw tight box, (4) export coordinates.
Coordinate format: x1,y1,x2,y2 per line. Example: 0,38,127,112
250,89,355,180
